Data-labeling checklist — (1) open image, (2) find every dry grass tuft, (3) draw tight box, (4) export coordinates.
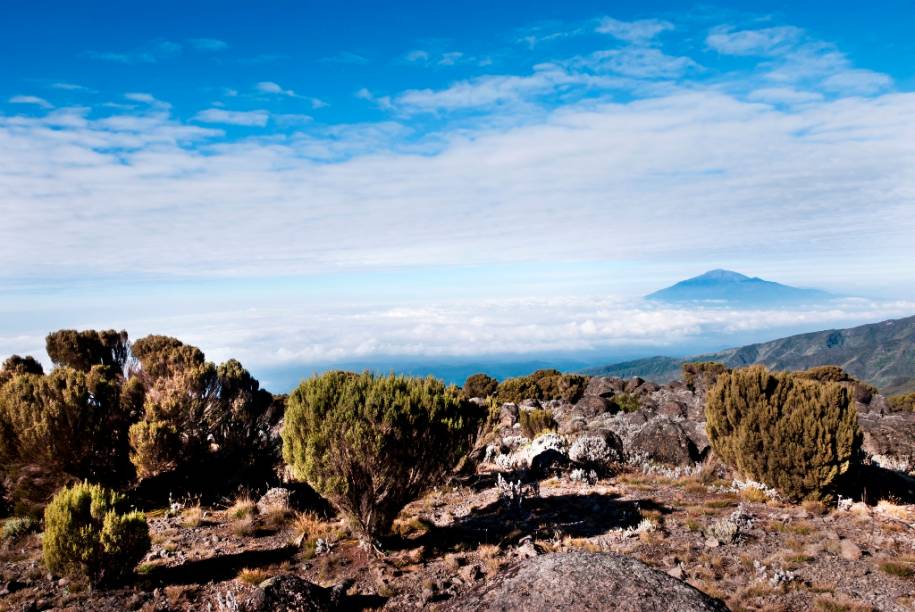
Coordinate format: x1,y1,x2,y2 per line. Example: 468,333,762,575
477,544,503,577
181,505,204,528
237,567,271,586
228,496,257,521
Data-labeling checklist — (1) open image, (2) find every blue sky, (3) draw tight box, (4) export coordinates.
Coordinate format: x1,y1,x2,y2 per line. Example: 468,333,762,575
2,1,915,388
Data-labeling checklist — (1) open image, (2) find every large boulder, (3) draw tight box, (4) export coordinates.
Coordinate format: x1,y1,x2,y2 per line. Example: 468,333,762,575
629,417,701,466
859,410,915,474
574,395,612,418
568,431,624,472
583,377,616,398
444,552,728,612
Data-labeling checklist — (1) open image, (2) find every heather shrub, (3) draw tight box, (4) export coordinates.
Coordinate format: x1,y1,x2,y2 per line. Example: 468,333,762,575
682,361,729,392
610,392,640,413
46,329,129,373
462,373,499,399
888,392,915,412
2,516,38,541
495,376,541,403
0,355,43,386
281,371,481,540
0,366,134,484
706,366,862,501
43,482,149,585
798,366,878,403
128,336,279,485
519,409,556,438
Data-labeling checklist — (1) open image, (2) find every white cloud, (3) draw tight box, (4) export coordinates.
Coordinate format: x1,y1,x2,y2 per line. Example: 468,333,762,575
9,95,52,109
320,51,369,64
51,82,93,92
821,69,893,96
85,39,181,64
188,38,228,51
707,25,803,56
405,49,431,63
582,47,699,78
255,82,326,109
192,108,269,126
747,87,823,105
124,92,172,109
596,17,674,43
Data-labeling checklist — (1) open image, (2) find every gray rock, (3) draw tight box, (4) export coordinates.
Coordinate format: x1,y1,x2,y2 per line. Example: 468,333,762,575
625,376,646,393
257,487,291,514
574,395,611,418
584,376,616,398
499,403,520,429
443,552,728,611
629,417,701,466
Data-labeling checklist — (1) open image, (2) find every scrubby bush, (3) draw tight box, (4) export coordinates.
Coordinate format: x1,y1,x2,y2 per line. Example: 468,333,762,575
43,482,149,585
0,355,44,386
888,392,915,412
0,365,135,484
281,371,481,541
610,392,640,413
798,366,878,403
2,516,38,541
706,366,862,501
462,373,499,399
519,409,556,438
128,336,279,485
495,375,541,403
46,329,129,373
495,370,590,403
682,361,729,392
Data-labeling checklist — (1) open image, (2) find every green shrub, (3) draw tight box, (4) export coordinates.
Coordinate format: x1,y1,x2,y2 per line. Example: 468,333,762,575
0,366,133,483
45,329,129,373
128,336,278,484
281,371,481,541
495,376,542,403
43,482,149,585
495,370,589,403
705,366,862,501
682,361,729,392
519,409,557,438
610,392,640,413
888,392,915,413
2,516,38,541
797,366,877,403
462,373,499,399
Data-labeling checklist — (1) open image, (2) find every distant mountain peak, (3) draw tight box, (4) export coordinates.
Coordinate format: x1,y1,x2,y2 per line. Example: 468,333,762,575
693,269,751,282
646,269,832,305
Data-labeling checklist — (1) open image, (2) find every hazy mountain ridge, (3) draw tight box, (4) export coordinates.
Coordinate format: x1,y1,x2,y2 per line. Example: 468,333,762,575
584,314,915,395
646,269,833,305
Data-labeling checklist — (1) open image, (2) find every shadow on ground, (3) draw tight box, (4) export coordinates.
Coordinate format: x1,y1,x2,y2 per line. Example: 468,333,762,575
138,545,298,587
393,492,671,553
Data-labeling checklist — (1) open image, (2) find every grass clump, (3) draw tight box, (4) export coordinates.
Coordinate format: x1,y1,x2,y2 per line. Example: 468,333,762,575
519,409,556,438
879,560,914,578
706,366,862,501
281,371,482,542
42,481,150,585
237,567,271,585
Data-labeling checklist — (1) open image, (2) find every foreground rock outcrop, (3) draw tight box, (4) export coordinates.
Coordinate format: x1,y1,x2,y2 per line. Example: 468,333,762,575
443,552,729,611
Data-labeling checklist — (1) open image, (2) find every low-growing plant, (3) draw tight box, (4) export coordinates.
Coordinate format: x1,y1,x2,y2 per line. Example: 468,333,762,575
228,496,257,520
42,482,150,585
706,366,862,501
610,392,640,413
519,409,556,438
237,567,270,586
281,371,482,541
887,392,915,413
2,516,38,541
879,560,914,578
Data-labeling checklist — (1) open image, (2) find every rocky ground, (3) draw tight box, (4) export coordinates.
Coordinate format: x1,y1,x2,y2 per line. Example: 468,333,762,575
2,375,914,611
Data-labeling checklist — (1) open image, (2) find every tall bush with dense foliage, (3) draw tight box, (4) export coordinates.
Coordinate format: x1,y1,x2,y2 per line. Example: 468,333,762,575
128,336,278,483
495,369,590,403
43,482,149,585
0,365,135,484
462,373,499,399
45,329,129,373
282,371,482,540
705,366,862,500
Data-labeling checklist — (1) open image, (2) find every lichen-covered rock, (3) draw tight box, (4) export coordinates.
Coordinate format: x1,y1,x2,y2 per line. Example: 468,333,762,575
568,431,623,471
256,488,291,514
583,377,616,398
574,395,611,418
244,574,351,611
443,552,728,612
629,417,701,466
859,410,915,474
499,403,520,429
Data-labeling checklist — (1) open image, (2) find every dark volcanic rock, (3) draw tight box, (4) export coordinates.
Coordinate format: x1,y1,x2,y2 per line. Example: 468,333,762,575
583,376,616,398
629,417,701,466
245,574,351,611
444,552,729,612
858,410,915,474
573,395,612,418
624,376,645,393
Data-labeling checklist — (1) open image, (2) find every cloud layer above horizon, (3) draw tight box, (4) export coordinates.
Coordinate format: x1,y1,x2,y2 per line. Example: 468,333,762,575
1,5,914,375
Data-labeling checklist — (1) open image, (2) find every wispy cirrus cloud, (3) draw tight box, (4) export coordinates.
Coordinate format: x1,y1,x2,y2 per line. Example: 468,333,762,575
193,108,269,126
255,81,327,109
320,51,369,64
596,16,674,44
187,38,228,52
85,39,182,64
8,95,53,109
